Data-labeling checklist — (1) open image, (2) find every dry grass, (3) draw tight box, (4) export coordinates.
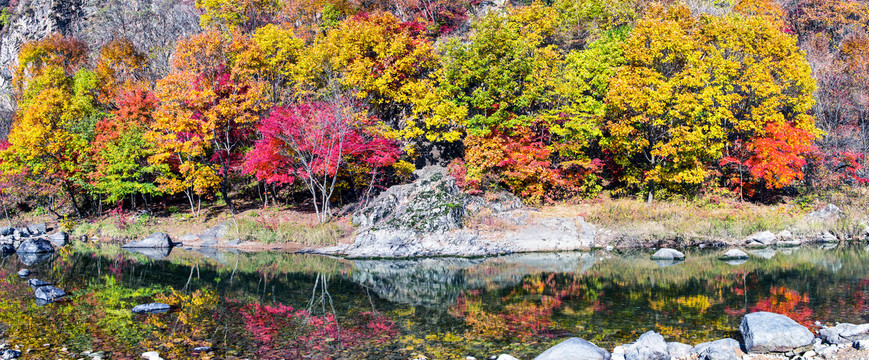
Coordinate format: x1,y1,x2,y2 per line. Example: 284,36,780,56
536,188,869,244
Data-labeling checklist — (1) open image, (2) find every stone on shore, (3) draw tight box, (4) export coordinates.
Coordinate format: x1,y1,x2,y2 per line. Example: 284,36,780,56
496,355,519,360
624,331,668,360
34,285,66,303
817,231,837,243
667,342,696,360
694,339,740,360
740,312,814,353
16,269,29,277
199,221,231,242
16,239,54,253
1,349,21,360
650,248,684,260
534,338,611,360
745,231,776,246
132,303,171,314
719,249,748,260
26,223,46,236
819,323,869,344
805,204,843,222
122,233,172,248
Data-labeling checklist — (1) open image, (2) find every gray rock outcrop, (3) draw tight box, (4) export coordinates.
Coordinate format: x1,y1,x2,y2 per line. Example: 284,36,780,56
624,331,668,360
740,312,814,353
122,233,172,248
339,166,598,258
534,338,610,360
16,239,54,253
819,323,869,344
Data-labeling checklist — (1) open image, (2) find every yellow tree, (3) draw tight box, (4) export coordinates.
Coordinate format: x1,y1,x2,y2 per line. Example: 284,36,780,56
603,3,818,200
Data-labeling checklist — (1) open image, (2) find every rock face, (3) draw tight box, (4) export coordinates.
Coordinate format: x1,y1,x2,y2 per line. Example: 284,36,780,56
0,0,202,137
624,331,668,360
650,248,685,260
534,338,611,360
694,339,740,360
122,233,172,248
132,303,171,314
819,323,869,344
805,204,843,222
740,312,814,353
16,239,54,253
199,221,231,242
339,166,597,258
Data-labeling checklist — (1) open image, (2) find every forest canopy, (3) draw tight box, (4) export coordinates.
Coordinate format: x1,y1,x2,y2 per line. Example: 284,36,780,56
1,0,867,220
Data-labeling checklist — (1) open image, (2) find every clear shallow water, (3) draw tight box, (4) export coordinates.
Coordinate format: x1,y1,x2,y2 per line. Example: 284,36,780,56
0,244,868,359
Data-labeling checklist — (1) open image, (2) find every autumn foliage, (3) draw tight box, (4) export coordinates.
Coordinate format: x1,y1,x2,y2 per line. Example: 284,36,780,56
0,0,854,218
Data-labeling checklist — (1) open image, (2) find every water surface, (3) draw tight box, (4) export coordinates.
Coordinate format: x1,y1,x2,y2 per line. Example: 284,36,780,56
0,244,867,359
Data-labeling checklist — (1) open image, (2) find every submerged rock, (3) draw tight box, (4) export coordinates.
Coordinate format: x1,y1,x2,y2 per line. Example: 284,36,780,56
819,323,869,344
740,312,814,353
49,231,69,247
650,248,685,260
534,338,610,360
719,249,748,260
124,247,171,260
132,303,171,314
624,331,668,360
34,285,66,303
16,239,54,253
122,233,172,248
27,279,51,288
17,252,51,266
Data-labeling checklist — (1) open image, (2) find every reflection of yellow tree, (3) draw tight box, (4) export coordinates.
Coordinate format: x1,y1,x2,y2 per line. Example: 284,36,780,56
144,289,219,359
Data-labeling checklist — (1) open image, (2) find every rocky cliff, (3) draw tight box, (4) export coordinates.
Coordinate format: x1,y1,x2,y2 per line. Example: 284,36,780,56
0,0,201,138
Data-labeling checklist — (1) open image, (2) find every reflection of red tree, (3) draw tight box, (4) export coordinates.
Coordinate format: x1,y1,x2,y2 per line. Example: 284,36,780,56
452,274,586,340
241,302,396,358
751,287,813,327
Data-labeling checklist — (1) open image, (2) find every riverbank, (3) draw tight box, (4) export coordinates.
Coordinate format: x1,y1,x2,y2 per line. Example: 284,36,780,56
7,187,868,258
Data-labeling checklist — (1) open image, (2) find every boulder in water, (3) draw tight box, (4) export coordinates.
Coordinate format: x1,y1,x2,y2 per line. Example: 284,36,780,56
26,223,46,236
740,312,814,352
719,249,748,260
534,338,610,360
745,231,776,246
17,269,29,277
650,248,684,260
27,279,51,288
